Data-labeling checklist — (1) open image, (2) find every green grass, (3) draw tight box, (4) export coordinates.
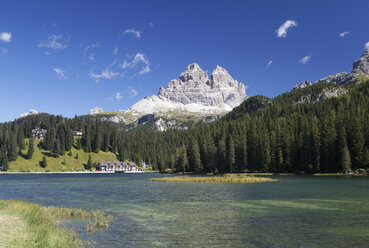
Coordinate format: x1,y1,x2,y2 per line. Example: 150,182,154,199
7,139,118,172
0,199,113,248
149,174,278,183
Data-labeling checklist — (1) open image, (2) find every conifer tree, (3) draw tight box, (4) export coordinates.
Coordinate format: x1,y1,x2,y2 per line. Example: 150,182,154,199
27,138,34,159
8,135,18,161
17,129,25,149
226,135,235,173
341,145,351,172
40,155,47,168
86,154,92,170
188,138,203,173
52,139,62,157
0,147,9,171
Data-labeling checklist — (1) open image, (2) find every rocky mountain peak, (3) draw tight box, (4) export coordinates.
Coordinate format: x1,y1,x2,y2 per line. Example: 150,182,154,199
210,65,236,86
89,106,103,115
293,81,312,90
352,49,369,74
178,62,208,83
129,63,248,115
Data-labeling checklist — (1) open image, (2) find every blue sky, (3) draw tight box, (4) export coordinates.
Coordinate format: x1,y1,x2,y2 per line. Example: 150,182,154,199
1,0,369,122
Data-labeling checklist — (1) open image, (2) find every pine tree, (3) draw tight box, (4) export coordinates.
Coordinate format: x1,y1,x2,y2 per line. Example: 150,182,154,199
226,135,235,173
176,146,188,173
27,138,34,159
8,134,18,161
17,129,25,149
40,155,47,168
52,139,62,157
76,138,82,150
188,138,203,173
86,154,92,170
0,147,9,171
217,136,226,173
341,145,351,172
93,125,101,153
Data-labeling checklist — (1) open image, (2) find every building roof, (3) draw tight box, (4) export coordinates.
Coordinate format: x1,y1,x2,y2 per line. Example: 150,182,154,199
98,161,137,166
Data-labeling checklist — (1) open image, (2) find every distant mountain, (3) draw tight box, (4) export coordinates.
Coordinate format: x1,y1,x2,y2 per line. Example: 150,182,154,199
314,49,369,85
88,63,247,131
87,49,369,131
128,63,247,114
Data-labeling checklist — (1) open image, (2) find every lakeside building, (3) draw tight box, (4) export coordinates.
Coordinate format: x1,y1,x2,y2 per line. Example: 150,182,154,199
32,129,47,139
96,161,142,172
72,130,83,136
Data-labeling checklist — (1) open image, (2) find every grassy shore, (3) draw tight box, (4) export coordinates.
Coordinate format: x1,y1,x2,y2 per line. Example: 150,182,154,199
150,174,278,183
0,199,113,248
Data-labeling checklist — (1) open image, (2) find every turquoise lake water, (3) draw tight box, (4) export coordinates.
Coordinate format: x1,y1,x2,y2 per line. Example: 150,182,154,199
0,173,369,247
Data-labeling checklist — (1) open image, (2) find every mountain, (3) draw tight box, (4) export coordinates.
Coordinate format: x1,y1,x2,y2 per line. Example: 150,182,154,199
128,63,247,114
315,49,369,85
88,63,247,131
86,50,369,131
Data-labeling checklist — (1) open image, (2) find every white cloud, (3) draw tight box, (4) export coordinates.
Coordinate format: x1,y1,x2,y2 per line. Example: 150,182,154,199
89,53,95,61
38,35,68,51
115,92,122,102
128,88,138,98
53,68,66,79
0,32,11,43
365,42,369,50
299,55,311,64
149,22,154,28
123,28,141,38
2,48,8,54
122,53,151,74
276,20,297,38
339,31,349,38
266,60,273,68
89,69,120,83
85,43,99,51
139,65,151,74
113,47,119,56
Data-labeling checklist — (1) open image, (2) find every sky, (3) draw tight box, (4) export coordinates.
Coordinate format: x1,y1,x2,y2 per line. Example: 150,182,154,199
1,0,369,122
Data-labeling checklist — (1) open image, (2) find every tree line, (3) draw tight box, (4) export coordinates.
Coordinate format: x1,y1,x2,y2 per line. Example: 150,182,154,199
1,81,369,173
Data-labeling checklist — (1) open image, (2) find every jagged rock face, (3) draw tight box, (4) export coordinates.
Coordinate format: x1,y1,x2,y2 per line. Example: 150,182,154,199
293,81,311,90
20,109,39,118
130,63,247,114
296,87,348,104
315,72,350,85
314,50,369,86
352,49,369,74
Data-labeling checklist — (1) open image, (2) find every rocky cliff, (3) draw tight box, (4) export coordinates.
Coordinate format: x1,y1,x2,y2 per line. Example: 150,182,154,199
127,63,247,115
315,49,369,85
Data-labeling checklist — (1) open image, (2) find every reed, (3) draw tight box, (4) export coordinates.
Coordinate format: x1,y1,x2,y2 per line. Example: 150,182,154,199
150,175,277,183
0,199,113,248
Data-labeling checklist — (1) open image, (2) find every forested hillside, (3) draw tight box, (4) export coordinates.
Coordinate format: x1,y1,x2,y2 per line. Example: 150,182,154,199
116,81,369,173
1,81,369,173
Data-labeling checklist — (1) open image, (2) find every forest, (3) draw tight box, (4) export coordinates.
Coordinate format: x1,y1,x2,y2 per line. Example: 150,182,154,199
1,81,369,173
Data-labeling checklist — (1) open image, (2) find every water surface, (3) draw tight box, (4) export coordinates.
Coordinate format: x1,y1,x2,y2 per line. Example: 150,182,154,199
1,174,368,247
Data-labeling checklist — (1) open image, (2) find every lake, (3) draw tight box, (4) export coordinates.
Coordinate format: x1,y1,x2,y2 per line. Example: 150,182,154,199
0,173,368,247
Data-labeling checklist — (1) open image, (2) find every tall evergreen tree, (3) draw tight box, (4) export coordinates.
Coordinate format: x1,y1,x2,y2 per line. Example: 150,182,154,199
86,154,92,170
188,138,203,173
0,147,9,171
226,135,235,173
27,138,34,159
40,155,47,168
8,134,18,161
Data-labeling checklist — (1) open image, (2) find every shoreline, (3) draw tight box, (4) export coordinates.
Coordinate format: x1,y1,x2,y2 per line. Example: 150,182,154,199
0,170,153,175
0,199,113,248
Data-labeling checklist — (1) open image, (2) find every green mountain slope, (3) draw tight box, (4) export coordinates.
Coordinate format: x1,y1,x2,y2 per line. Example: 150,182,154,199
8,139,117,172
